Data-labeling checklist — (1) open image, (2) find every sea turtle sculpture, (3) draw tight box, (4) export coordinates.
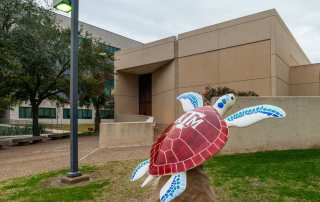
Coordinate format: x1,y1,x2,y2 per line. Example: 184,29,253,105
131,92,286,202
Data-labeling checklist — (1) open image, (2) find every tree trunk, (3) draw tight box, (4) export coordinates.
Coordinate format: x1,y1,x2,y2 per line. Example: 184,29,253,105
31,104,40,137
150,166,219,202
94,107,101,135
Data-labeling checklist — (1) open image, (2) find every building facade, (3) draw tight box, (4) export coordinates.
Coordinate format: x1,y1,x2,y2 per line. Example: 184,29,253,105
114,9,320,127
3,13,142,124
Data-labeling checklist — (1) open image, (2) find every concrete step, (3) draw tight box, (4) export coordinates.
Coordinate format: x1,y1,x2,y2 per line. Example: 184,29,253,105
0,140,10,148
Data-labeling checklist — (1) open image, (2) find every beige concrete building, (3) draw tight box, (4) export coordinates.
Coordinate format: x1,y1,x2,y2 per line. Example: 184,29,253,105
114,9,320,127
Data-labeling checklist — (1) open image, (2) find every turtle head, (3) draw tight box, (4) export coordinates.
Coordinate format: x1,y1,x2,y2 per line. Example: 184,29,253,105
213,94,236,116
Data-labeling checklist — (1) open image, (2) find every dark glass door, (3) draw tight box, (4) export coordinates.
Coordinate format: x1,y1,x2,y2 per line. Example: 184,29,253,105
139,74,152,116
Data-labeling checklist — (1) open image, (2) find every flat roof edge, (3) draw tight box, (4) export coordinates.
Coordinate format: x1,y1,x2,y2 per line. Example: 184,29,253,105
116,36,176,56
290,63,320,68
178,9,276,39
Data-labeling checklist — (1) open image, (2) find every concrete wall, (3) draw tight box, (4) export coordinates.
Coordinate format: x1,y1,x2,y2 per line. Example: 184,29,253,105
115,37,176,72
172,10,275,97
115,114,154,123
99,118,154,148
290,64,320,96
221,97,320,154
178,40,272,96
152,61,177,125
114,72,139,114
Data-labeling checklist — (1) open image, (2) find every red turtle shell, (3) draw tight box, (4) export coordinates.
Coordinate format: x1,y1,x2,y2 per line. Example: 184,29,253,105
149,106,228,176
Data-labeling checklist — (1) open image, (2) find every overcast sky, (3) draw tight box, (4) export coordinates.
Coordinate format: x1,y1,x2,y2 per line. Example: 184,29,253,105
48,0,319,63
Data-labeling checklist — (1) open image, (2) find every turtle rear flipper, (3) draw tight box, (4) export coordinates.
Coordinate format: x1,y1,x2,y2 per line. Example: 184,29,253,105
130,159,150,181
226,104,286,128
160,172,187,202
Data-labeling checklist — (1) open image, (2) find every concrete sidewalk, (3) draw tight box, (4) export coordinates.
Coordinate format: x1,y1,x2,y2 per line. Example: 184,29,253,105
0,136,149,181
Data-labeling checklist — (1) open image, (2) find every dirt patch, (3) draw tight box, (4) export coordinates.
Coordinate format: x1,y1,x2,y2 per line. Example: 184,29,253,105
95,160,156,202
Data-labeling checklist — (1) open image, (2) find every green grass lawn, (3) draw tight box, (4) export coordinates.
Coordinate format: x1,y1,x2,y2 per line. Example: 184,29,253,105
0,166,105,202
205,149,320,201
0,161,153,202
0,149,319,202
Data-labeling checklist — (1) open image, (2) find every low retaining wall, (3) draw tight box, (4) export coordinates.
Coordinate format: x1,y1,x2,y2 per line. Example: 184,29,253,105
221,97,320,154
99,115,154,148
101,97,320,152
115,114,154,123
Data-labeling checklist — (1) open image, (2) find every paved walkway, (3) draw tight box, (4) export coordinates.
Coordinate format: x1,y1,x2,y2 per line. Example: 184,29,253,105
0,136,149,181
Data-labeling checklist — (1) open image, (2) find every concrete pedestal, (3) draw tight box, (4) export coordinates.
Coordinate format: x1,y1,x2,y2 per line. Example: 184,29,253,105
61,175,89,185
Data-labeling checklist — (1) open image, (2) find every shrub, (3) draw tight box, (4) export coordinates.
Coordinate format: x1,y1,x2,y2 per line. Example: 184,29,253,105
202,86,258,105
78,132,97,137
38,124,46,133
0,124,46,136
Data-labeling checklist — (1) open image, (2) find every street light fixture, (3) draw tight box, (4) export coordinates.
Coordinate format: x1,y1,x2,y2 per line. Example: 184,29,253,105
53,0,82,179
53,0,72,13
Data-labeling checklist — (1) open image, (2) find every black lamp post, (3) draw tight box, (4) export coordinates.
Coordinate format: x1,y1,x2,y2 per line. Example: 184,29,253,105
53,0,81,178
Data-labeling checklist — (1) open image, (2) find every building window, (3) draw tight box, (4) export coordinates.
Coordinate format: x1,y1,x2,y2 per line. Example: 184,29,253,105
19,107,56,119
79,109,92,119
63,108,92,119
104,79,114,96
105,45,120,53
99,110,114,119
39,108,56,119
63,108,69,119
19,107,32,118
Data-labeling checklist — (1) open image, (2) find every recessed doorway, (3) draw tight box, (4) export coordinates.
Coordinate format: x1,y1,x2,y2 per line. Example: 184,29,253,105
139,73,152,116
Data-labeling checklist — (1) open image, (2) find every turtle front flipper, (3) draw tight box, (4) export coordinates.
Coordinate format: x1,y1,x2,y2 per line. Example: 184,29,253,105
177,92,203,112
225,104,286,128
160,172,187,202
130,159,150,181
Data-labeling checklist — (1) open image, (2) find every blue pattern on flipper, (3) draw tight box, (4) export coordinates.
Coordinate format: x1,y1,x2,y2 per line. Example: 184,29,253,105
226,105,285,122
177,92,203,109
160,173,187,202
130,159,150,181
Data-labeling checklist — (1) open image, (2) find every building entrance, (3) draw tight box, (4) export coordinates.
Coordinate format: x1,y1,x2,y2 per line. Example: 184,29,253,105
139,74,152,116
